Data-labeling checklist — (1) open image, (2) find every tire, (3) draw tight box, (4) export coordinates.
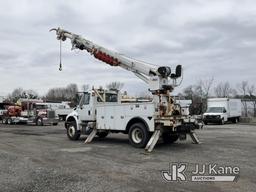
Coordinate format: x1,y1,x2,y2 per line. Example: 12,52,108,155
53,123,58,126
97,131,109,138
66,121,80,140
220,118,225,125
7,118,12,125
233,118,238,124
36,117,43,126
2,118,6,124
162,133,179,144
204,121,208,125
128,123,150,148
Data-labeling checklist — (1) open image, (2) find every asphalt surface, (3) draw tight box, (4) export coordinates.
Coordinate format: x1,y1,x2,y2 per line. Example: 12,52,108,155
0,122,255,192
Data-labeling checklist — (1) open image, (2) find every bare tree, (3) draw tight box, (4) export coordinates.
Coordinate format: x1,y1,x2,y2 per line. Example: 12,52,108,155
45,83,78,102
198,77,214,98
247,84,256,117
81,84,89,92
8,87,38,102
183,85,194,100
182,85,204,115
238,81,248,117
25,89,39,99
11,87,24,100
106,82,124,91
214,82,233,98
239,81,248,96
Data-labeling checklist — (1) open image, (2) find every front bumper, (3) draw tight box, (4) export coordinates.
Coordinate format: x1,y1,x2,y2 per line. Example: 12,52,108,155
203,116,222,123
42,117,59,124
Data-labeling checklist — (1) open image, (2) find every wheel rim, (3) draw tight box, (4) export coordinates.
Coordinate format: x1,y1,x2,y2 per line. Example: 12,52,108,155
68,125,76,137
8,119,11,124
38,118,42,125
132,128,143,143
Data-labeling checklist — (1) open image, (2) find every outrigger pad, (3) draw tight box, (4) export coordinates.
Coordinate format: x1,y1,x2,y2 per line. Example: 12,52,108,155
84,128,97,144
145,130,161,153
189,132,201,144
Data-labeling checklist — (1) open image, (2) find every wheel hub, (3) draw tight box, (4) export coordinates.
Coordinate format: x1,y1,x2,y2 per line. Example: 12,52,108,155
68,126,75,137
132,128,143,143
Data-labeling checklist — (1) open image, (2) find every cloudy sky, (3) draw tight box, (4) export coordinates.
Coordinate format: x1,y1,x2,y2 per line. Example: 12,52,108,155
0,0,255,96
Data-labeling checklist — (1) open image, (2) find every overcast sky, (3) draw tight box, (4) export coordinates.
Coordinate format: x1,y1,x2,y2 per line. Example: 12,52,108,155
0,0,255,96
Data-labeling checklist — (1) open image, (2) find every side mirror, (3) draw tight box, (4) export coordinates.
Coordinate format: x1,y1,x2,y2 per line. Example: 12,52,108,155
175,65,182,78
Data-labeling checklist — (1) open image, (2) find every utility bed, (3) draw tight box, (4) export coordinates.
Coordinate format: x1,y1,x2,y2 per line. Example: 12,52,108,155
96,102,155,131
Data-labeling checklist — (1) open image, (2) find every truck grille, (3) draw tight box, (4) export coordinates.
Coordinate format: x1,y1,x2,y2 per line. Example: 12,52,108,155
47,110,55,118
206,115,219,119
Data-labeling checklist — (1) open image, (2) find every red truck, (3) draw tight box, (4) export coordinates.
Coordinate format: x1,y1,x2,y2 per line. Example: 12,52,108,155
2,99,59,126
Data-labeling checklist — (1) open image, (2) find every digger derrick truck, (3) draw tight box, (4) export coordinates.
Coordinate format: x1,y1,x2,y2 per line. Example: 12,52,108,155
51,28,201,152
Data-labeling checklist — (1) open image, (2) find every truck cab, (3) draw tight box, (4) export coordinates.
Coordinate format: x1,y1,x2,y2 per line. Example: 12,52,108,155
65,89,120,134
203,106,228,125
74,89,119,121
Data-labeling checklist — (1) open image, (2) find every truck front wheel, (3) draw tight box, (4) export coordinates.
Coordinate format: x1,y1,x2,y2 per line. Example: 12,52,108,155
220,118,225,125
128,123,150,148
67,121,80,140
36,117,43,126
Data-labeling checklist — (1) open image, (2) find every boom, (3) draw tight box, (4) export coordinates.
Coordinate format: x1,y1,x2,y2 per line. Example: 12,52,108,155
50,28,182,92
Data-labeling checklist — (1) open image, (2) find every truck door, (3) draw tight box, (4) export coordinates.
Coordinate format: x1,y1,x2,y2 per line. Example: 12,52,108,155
77,93,95,121
223,108,228,121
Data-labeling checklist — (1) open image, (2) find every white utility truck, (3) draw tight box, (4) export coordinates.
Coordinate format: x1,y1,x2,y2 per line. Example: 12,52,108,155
45,102,73,120
203,98,242,125
51,28,201,152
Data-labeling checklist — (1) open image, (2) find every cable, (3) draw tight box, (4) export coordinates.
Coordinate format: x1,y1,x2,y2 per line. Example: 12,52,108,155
59,40,62,71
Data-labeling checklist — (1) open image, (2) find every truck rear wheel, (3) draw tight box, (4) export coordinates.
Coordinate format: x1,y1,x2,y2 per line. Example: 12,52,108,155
232,118,238,124
128,123,150,148
67,121,80,140
162,133,179,144
3,118,7,124
97,131,109,138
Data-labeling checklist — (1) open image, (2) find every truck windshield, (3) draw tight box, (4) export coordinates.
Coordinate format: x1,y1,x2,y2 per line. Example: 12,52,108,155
79,93,90,106
35,105,48,110
206,107,225,113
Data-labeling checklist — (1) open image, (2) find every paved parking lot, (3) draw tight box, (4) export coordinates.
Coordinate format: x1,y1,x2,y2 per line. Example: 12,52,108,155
0,122,255,192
